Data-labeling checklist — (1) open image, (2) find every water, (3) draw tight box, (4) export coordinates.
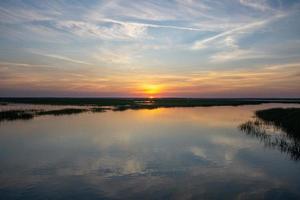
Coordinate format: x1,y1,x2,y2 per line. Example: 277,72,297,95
0,104,300,199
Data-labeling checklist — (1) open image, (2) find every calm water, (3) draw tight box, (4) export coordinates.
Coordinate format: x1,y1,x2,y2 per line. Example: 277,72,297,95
0,104,300,200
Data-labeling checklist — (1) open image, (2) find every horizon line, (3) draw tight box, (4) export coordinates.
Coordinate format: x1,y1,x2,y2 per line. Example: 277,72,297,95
1,97,300,99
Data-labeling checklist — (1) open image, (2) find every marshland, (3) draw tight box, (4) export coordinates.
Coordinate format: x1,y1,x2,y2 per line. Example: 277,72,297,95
1,99,300,199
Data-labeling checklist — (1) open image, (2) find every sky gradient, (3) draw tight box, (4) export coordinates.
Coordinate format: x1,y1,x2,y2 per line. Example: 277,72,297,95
0,0,300,97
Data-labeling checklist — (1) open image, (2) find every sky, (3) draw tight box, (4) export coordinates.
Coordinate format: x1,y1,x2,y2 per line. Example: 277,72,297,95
0,0,300,98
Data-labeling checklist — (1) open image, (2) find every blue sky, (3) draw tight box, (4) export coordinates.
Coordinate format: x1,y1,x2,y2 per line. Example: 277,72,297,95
0,0,300,97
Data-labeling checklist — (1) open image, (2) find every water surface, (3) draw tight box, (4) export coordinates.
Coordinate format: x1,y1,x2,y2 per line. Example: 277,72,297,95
0,104,300,199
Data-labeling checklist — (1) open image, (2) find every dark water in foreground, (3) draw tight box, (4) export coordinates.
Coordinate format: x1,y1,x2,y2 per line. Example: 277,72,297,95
0,104,300,200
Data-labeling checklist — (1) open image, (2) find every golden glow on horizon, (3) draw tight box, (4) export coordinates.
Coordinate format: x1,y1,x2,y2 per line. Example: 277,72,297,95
2,62,299,97
142,84,162,97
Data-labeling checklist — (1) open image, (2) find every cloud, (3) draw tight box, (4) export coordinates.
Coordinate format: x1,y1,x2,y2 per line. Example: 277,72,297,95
86,0,210,22
93,48,135,65
122,159,144,175
1,60,300,97
99,18,206,32
31,51,92,65
210,49,269,63
0,61,47,67
192,14,286,50
55,20,147,40
0,5,59,24
223,36,239,49
85,0,227,34
264,62,300,70
239,0,273,11
190,146,207,159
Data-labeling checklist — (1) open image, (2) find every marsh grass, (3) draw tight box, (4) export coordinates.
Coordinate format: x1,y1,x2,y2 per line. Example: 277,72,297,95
255,108,300,135
0,110,35,121
239,108,300,161
37,108,88,116
0,108,89,121
91,107,110,112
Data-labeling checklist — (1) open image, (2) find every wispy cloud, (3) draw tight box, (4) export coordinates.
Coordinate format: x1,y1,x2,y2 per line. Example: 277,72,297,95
192,14,286,50
86,0,211,22
0,5,59,24
210,49,269,63
31,51,92,65
55,20,147,40
1,60,299,97
239,0,274,11
99,18,207,32
93,48,136,65
0,61,43,67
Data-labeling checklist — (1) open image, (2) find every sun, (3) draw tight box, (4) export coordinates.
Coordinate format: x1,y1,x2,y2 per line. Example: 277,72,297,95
142,84,161,98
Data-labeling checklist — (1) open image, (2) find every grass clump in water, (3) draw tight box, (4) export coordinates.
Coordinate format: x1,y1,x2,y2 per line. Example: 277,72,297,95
37,108,87,116
255,108,300,135
0,110,35,121
239,107,300,161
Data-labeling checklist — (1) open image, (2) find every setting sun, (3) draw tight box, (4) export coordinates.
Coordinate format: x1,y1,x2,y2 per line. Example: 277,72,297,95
143,84,162,97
